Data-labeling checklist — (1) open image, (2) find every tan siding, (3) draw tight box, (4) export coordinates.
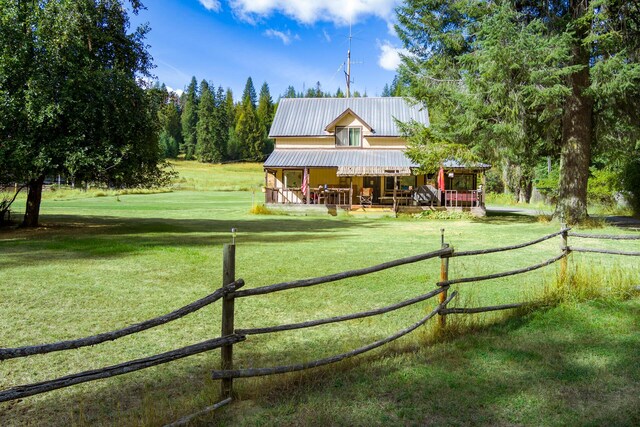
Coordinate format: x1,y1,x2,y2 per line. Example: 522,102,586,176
365,137,407,149
275,136,334,149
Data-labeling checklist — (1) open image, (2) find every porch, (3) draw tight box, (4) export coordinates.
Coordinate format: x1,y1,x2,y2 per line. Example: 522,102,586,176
264,185,485,212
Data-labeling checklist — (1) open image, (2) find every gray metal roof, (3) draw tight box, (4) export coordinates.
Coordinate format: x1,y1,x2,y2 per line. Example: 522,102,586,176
269,97,429,137
264,149,419,168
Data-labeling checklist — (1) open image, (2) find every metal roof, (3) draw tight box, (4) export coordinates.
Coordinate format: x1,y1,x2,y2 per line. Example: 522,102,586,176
269,97,430,137
264,149,419,169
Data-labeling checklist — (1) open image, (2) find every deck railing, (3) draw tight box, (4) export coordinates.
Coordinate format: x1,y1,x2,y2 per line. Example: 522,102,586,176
444,190,482,207
1,225,638,423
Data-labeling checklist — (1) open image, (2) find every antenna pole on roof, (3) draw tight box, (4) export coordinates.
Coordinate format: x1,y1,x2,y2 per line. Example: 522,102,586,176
345,21,352,98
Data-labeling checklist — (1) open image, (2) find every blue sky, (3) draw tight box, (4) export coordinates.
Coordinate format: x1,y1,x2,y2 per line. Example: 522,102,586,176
130,0,406,100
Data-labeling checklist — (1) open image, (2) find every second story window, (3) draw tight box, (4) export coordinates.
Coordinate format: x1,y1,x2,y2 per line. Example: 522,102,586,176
336,126,361,147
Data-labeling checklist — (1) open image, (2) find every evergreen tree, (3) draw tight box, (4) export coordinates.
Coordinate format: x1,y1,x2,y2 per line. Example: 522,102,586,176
196,80,221,162
213,86,228,161
225,88,236,128
236,105,263,161
242,77,257,109
159,130,179,158
396,0,640,223
158,100,182,158
283,86,297,98
181,76,199,160
236,77,263,159
257,82,274,135
335,87,345,98
381,83,391,97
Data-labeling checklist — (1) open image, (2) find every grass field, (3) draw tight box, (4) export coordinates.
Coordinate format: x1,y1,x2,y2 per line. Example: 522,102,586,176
1,161,639,426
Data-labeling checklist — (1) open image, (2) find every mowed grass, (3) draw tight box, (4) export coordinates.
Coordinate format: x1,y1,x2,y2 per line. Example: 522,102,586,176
1,162,639,426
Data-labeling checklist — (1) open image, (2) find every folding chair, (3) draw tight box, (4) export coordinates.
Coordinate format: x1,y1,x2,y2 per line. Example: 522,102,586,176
359,187,373,207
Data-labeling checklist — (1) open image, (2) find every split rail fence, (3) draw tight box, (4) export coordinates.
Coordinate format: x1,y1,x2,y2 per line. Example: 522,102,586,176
1,226,639,423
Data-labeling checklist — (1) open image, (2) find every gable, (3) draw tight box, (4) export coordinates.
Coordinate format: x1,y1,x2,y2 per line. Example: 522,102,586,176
324,108,373,133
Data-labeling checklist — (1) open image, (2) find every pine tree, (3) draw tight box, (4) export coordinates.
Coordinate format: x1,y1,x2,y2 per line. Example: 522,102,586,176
236,77,263,160
213,86,228,161
335,87,345,98
283,86,297,98
196,80,220,162
181,76,199,160
242,77,257,109
396,0,640,222
381,83,391,97
257,82,274,136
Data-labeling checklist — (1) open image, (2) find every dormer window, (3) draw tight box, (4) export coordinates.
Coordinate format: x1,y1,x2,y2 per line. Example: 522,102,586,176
336,126,361,147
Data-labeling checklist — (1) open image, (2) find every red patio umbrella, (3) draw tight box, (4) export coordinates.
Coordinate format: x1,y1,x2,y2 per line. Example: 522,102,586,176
438,167,445,191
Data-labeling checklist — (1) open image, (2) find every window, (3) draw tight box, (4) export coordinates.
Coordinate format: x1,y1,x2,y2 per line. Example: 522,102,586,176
385,176,416,192
336,126,361,147
448,174,475,191
284,170,302,189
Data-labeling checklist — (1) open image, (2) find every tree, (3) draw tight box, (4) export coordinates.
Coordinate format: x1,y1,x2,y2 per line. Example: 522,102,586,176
0,0,165,227
335,87,345,98
283,86,297,98
157,97,182,158
381,83,391,97
213,86,228,161
236,77,264,160
196,80,220,162
181,76,199,160
242,76,257,108
257,82,274,135
396,0,640,224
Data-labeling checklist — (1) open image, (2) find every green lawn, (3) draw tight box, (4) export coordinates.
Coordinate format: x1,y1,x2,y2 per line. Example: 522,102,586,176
1,162,638,426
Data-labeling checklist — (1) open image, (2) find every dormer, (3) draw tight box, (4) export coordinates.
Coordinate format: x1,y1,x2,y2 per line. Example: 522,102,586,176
324,108,373,148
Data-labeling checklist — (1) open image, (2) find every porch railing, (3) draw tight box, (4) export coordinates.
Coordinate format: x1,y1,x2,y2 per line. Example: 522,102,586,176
265,187,353,207
444,190,482,208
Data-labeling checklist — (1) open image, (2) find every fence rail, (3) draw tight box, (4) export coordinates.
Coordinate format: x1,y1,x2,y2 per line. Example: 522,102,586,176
0,279,244,361
1,223,638,425
0,335,245,403
212,292,457,380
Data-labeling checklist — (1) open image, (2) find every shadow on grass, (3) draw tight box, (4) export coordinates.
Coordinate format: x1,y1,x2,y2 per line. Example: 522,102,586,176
3,299,637,426
0,213,383,266
476,209,541,225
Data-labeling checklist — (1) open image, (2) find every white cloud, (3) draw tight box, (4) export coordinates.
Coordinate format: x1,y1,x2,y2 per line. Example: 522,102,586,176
228,0,399,26
378,41,409,71
166,86,184,97
199,0,221,12
264,29,299,45
323,29,332,43
387,21,397,37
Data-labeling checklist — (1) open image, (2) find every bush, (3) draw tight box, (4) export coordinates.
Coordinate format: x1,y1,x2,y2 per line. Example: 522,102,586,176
587,167,619,207
621,158,640,215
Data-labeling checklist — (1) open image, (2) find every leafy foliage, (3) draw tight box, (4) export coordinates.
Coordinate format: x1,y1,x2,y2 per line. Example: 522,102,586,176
0,0,168,226
396,0,640,223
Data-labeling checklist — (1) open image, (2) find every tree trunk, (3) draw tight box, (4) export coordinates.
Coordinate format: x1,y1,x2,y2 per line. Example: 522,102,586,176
556,0,593,225
21,175,45,228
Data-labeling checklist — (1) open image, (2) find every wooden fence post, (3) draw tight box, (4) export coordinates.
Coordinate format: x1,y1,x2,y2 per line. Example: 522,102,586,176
438,228,450,330
560,219,569,282
220,240,236,399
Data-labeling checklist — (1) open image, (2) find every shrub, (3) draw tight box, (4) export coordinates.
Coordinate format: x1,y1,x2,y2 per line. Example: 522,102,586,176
621,158,640,215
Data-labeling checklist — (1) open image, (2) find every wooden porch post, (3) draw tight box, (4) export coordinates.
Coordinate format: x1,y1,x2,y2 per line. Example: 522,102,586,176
349,177,353,209
393,175,398,217
481,171,487,207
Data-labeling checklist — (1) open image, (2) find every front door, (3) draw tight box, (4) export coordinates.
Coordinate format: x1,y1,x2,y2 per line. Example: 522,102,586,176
364,177,381,203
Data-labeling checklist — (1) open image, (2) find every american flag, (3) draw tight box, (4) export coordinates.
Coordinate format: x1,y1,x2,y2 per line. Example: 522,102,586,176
301,169,309,194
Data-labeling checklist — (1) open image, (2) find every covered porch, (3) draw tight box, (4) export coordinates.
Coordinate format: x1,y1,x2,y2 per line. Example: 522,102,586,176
263,150,489,214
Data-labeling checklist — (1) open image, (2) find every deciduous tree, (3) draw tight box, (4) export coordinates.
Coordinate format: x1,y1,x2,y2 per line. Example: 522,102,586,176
0,0,164,227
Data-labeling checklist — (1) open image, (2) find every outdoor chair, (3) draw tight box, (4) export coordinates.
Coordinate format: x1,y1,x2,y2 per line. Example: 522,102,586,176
359,187,373,207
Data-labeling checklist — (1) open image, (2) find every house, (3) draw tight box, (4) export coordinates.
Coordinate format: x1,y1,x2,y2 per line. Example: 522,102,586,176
263,97,490,215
